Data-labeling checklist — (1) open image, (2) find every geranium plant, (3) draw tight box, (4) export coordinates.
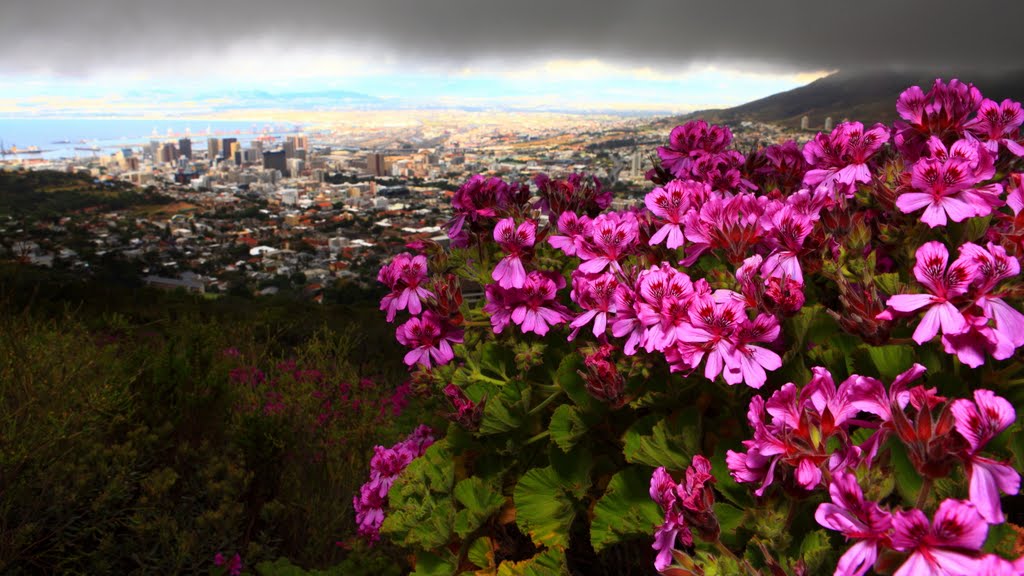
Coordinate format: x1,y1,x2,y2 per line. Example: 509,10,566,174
360,78,1024,576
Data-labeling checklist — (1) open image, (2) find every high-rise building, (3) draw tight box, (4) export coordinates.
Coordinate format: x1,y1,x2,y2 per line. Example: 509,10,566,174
287,134,308,152
207,138,221,159
800,116,810,131
824,116,834,131
263,149,288,176
221,138,238,161
367,153,386,177
178,138,193,160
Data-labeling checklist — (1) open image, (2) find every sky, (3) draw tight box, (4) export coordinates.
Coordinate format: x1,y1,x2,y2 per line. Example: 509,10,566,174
2,0,1022,117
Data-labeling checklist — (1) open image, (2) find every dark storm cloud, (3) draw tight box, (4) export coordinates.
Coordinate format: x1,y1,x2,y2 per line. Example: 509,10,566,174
2,0,1021,75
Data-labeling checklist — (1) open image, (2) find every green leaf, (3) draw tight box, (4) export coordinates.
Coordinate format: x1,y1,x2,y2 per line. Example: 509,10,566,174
453,477,505,539
381,440,456,550
554,353,595,409
513,454,591,550
480,342,513,379
479,380,529,435
798,530,835,575
622,411,700,471
495,549,566,576
874,272,901,296
713,502,746,548
890,440,923,506
963,215,992,243
867,345,915,380
411,550,457,576
549,404,588,453
467,537,495,570
590,466,664,553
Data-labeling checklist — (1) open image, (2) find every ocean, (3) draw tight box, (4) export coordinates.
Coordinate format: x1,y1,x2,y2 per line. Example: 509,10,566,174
0,118,304,160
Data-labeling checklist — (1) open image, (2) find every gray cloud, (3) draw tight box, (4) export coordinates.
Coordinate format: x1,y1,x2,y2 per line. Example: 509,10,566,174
2,0,1022,76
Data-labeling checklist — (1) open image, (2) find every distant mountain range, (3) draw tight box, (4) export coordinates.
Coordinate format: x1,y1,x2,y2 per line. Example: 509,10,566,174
682,69,1024,130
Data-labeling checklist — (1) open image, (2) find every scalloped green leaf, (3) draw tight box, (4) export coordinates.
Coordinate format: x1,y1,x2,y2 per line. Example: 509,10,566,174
590,466,664,553
381,440,456,550
480,380,529,435
622,411,699,471
495,548,566,576
453,476,505,539
554,353,596,409
549,404,588,453
467,537,496,571
866,345,915,380
411,550,457,576
513,457,589,550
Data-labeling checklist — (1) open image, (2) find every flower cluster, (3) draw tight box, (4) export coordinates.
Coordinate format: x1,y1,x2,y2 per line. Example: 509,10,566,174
213,552,243,576
649,456,719,571
379,251,464,369
353,425,435,543
880,240,1024,366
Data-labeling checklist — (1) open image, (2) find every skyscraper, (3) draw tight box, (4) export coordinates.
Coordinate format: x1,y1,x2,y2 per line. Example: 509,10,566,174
800,116,810,131
263,149,288,176
178,138,193,160
367,153,386,177
221,138,238,161
207,138,221,160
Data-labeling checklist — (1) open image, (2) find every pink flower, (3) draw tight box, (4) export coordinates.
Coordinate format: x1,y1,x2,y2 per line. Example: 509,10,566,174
959,242,1024,347
645,180,707,249
676,292,745,383
727,314,782,389
649,456,719,571
569,271,618,339
895,138,1002,227
578,211,638,274
681,193,769,266
977,554,1024,576
803,122,889,197
815,471,893,576
510,271,570,337
761,204,816,283
890,499,987,576
395,311,463,368
965,98,1024,156
492,218,536,289
547,211,592,257
950,390,1020,523
657,120,733,178
378,252,434,322
884,241,974,344
894,79,983,162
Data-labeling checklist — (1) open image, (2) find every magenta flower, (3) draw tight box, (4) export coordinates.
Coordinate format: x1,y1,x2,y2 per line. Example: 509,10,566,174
657,120,733,178
890,499,987,576
803,122,889,197
681,193,769,266
578,211,638,274
959,242,1024,347
649,456,719,571
965,98,1024,156
884,241,974,344
977,554,1024,576
635,264,697,353
815,471,893,576
895,138,1002,227
611,283,644,355
950,390,1020,524
378,252,434,322
569,271,618,339
354,426,435,544
395,311,463,368
214,552,244,576
675,292,743,381
448,175,511,242
645,179,707,249
492,218,536,289
894,78,983,162
510,271,571,337
547,211,592,257
761,204,816,283
726,314,782,389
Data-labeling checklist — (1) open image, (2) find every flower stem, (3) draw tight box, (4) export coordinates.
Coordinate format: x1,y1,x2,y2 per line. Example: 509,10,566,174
524,430,549,445
527,389,564,417
916,477,933,510
471,372,507,386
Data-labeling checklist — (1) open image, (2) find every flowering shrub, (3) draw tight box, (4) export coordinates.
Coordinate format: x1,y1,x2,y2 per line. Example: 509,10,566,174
368,78,1024,575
